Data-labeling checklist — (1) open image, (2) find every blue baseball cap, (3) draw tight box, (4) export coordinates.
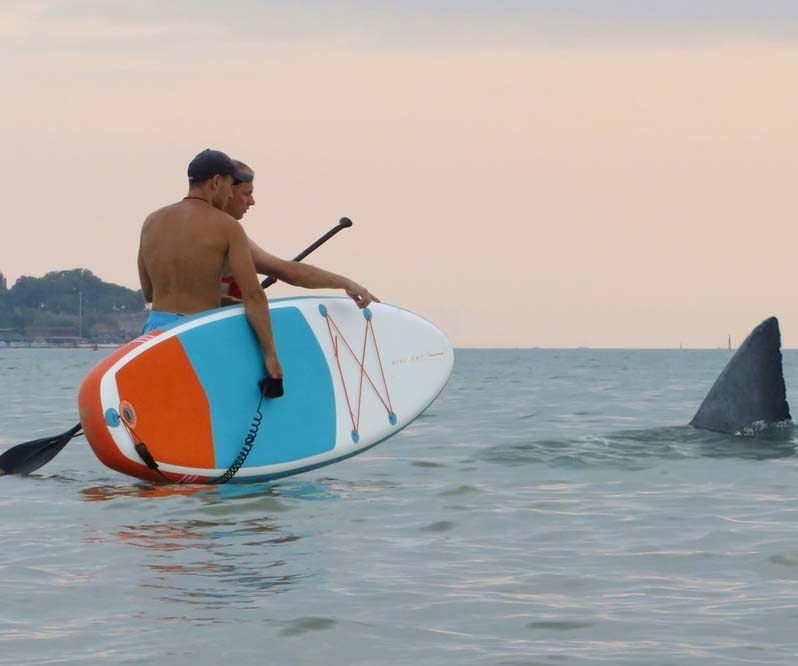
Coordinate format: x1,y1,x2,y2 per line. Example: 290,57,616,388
187,149,253,184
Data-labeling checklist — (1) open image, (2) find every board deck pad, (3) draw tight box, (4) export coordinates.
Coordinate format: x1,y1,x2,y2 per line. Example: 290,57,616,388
78,298,453,483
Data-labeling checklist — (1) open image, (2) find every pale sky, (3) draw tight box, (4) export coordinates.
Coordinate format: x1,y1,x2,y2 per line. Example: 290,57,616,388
2,2,797,347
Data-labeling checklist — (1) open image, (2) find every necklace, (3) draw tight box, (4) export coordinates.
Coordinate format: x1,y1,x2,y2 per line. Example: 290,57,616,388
183,196,209,204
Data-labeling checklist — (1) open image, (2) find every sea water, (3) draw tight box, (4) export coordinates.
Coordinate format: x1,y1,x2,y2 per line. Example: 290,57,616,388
1,347,797,665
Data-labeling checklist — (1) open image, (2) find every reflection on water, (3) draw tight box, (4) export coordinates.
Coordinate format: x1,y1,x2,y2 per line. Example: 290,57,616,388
76,480,342,608
106,522,216,551
80,483,212,502
78,477,339,503
93,515,304,605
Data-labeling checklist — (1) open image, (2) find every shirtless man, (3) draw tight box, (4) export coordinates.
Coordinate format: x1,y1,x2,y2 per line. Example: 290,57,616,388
221,160,378,308
138,148,283,381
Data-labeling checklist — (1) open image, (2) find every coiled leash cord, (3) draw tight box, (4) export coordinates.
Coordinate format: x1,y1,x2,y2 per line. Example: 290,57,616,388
208,395,265,484
132,376,283,485
209,375,283,485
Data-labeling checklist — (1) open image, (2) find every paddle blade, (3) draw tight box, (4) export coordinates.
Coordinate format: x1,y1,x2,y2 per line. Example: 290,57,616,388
0,423,82,475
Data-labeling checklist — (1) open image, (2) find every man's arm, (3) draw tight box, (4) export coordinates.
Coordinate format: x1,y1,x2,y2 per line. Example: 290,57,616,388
137,234,153,304
248,238,379,309
228,221,283,380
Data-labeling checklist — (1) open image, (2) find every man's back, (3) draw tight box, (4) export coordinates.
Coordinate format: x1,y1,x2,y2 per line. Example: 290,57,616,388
138,147,283,380
139,200,233,315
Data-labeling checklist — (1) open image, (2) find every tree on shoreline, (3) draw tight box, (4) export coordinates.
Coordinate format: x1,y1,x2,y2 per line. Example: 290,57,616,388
0,269,146,341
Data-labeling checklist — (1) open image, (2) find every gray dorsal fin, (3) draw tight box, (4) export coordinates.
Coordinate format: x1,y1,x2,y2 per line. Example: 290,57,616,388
690,317,791,434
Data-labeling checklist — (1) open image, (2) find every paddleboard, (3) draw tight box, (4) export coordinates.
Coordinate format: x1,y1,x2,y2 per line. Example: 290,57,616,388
78,297,453,483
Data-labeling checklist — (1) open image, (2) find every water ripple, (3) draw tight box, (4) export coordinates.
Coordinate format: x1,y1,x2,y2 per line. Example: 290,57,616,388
3,349,798,665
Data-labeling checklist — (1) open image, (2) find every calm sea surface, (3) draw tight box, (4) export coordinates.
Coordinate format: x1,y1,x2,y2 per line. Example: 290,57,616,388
2,347,798,665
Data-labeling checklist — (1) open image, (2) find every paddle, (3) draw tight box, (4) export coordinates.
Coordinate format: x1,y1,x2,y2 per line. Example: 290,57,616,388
0,218,354,476
260,217,352,288
0,424,83,476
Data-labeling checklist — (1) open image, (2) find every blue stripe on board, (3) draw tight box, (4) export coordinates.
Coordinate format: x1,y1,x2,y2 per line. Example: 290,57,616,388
177,307,336,467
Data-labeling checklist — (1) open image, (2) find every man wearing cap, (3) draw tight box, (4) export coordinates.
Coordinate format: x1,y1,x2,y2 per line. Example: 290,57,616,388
221,160,378,308
137,149,283,380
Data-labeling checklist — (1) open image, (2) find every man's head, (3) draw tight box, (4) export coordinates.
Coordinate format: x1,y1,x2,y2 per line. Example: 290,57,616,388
186,149,254,210
224,160,256,221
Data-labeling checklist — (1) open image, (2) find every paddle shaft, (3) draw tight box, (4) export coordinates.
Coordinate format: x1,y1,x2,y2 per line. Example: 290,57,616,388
261,217,353,289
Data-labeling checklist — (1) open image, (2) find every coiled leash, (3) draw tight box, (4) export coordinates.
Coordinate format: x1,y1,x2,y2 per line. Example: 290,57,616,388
209,375,284,485
132,376,284,485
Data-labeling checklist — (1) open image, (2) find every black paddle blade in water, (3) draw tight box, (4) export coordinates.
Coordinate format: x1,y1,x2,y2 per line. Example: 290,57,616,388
0,423,83,475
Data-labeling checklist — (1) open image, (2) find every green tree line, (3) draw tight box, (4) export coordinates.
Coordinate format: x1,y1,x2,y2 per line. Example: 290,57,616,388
0,269,146,341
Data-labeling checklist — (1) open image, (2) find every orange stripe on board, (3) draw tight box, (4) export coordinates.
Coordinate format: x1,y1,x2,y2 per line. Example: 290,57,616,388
116,336,215,469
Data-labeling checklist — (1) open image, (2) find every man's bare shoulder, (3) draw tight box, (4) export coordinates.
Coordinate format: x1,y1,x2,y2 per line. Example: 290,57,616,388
143,201,237,229
206,208,242,240
142,201,180,228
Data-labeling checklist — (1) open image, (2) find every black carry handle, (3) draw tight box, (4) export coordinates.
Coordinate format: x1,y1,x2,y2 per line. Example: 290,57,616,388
258,375,284,399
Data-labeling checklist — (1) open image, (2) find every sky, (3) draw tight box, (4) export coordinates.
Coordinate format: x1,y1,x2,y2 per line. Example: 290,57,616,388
2,1,797,347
